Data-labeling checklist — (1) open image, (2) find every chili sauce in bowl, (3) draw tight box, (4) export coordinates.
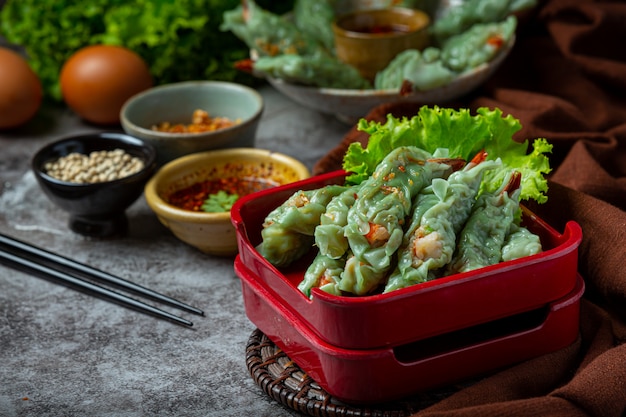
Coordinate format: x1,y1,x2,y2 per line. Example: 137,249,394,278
144,147,310,256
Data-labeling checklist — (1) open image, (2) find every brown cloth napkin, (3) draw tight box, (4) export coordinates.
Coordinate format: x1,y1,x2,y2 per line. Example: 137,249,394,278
314,0,626,415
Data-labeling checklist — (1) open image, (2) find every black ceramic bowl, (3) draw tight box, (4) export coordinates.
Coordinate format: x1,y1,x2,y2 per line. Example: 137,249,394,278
32,132,157,237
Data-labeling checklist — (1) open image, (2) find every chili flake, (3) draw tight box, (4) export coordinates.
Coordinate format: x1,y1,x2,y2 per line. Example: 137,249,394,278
167,176,279,212
152,109,240,133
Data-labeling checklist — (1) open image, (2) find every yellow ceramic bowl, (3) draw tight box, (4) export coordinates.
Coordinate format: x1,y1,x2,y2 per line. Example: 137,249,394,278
332,7,430,81
144,148,310,256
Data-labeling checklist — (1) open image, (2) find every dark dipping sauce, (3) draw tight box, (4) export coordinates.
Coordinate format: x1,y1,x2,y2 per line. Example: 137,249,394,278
167,176,279,212
356,24,411,34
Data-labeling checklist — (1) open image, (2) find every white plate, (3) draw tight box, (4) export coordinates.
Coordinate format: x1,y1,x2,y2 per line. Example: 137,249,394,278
266,34,514,124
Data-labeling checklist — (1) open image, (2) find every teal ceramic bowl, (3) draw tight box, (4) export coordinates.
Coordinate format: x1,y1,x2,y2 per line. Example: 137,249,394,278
120,81,264,166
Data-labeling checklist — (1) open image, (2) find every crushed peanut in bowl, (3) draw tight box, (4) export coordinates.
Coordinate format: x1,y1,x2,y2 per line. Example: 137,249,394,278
151,109,240,134
44,149,145,184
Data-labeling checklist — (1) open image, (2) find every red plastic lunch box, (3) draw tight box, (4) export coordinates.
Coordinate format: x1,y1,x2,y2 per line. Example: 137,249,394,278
236,256,584,404
231,170,584,350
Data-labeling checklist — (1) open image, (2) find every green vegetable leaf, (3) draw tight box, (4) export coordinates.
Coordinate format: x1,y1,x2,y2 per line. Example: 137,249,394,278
201,190,239,213
482,137,552,204
342,106,552,203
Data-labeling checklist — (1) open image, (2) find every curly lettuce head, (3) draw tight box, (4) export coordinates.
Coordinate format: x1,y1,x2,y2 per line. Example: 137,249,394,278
343,106,552,204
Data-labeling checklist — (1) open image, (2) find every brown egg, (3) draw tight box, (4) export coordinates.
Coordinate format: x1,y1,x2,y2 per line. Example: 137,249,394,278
0,47,43,130
60,45,153,125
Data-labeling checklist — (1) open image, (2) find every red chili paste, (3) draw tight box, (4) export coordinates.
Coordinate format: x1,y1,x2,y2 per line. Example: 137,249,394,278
167,177,279,212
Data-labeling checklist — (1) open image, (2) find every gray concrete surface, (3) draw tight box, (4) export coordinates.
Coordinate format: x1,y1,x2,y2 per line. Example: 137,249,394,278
0,86,350,416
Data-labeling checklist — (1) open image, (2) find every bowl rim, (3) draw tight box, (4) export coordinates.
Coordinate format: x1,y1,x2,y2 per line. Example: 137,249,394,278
119,80,265,139
31,131,157,189
144,147,311,222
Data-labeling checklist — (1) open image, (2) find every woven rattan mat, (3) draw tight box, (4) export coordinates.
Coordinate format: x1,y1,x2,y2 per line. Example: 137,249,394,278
246,328,475,417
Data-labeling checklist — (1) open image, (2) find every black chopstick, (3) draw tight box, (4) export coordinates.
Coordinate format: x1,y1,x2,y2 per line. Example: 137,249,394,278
0,233,204,316
0,233,204,327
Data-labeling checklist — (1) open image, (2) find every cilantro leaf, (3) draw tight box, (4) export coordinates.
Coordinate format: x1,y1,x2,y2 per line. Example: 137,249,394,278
201,190,239,213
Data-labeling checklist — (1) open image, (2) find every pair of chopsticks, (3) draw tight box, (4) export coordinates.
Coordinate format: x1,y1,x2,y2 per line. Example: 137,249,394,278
0,233,204,327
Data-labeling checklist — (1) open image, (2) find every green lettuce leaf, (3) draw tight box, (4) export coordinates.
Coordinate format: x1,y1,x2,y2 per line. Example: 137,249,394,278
342,106,552,203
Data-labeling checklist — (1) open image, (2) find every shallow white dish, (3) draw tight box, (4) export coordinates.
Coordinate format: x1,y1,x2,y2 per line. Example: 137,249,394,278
266,35,514,124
